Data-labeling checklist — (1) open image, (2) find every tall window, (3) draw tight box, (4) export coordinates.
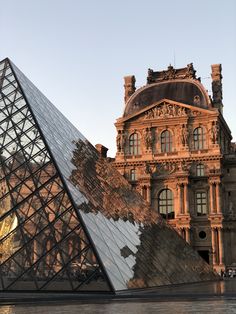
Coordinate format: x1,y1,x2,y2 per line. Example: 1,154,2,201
129,133,140,155
193,127,205,150
161,130,172,152
142,186,147,200
196,164,204,176
196,192,207,216
130,169,136,181
158,189,174,219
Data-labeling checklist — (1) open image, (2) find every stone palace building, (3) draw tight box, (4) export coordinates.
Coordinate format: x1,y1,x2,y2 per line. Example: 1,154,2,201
112,63,236,272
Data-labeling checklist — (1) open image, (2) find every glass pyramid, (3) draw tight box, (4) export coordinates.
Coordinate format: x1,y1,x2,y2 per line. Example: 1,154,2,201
0,58,217,292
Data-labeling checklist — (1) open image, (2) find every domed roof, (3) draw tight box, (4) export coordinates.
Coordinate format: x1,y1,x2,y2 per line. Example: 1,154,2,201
124,79,211,117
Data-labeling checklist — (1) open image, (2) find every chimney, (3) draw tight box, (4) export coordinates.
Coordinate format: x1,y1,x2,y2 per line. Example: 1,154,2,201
124,75,136,103
95,144,108,158
211,64,223,113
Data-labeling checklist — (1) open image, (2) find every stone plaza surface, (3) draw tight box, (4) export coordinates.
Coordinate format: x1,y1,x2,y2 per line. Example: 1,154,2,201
1,280,236,313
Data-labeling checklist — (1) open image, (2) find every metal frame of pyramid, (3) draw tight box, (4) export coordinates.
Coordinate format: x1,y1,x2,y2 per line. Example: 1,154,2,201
0,58,217,293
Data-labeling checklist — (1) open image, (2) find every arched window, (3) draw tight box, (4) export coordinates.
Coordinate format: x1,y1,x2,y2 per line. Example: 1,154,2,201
196,192,207,216
129,133,140,155
161,130,172,152
158,189,174,219
193,127,205,150
196,164,204,176
130,169,136,181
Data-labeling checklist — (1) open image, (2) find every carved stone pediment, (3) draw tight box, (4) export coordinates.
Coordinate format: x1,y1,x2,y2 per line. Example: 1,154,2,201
123,100,215,123
143,102,201,120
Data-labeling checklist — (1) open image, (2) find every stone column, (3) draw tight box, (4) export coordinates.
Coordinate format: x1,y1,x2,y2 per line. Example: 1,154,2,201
209,183,214,214
179,184,183,214
216,183,221,213
211,228,217,265
184,183,189,214
185,228,190,244
218,228,224,265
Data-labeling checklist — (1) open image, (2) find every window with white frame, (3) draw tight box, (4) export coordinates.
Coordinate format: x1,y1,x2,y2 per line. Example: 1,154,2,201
161,130,172,153
196,191,207,216
130,169,136,181
193,127,205,150
196,164,204,176
129,133,140,155
158,189,174,219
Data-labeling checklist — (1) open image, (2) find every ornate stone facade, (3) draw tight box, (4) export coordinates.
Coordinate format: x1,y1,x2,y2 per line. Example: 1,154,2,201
113,63,236,272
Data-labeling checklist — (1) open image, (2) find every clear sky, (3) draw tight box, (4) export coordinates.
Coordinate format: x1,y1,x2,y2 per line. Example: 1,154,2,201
0,0,235,156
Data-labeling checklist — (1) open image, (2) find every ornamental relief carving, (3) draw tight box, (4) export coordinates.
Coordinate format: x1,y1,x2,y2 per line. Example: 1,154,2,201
142,161,190,176
143,102,201,120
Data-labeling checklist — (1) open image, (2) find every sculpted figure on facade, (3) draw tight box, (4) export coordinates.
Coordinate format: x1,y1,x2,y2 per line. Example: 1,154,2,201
143,127,153,150
163,65,176,80
211,121,219,144
181,124,188,146
116,130,126,152
186,63,196,79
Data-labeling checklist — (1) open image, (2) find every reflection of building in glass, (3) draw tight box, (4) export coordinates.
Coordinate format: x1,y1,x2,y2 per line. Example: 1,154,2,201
114,63,236,273
0,169,18,262
0,58,217,293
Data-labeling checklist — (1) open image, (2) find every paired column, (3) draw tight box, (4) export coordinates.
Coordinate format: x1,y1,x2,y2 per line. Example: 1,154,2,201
211,227,224,266
209,179,221,214
178,228,191,244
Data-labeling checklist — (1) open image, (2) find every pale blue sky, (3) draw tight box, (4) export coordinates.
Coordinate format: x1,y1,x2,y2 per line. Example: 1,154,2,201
0,0,235,156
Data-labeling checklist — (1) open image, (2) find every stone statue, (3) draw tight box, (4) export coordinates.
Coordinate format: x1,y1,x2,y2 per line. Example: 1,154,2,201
211,121,219,144
186,63,196,79
181,124,188,146
116,131,122,152
116,130,126,152
144,128,153,150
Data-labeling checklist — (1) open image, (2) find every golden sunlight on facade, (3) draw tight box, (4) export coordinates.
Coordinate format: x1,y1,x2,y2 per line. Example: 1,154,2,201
113,63,236,273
